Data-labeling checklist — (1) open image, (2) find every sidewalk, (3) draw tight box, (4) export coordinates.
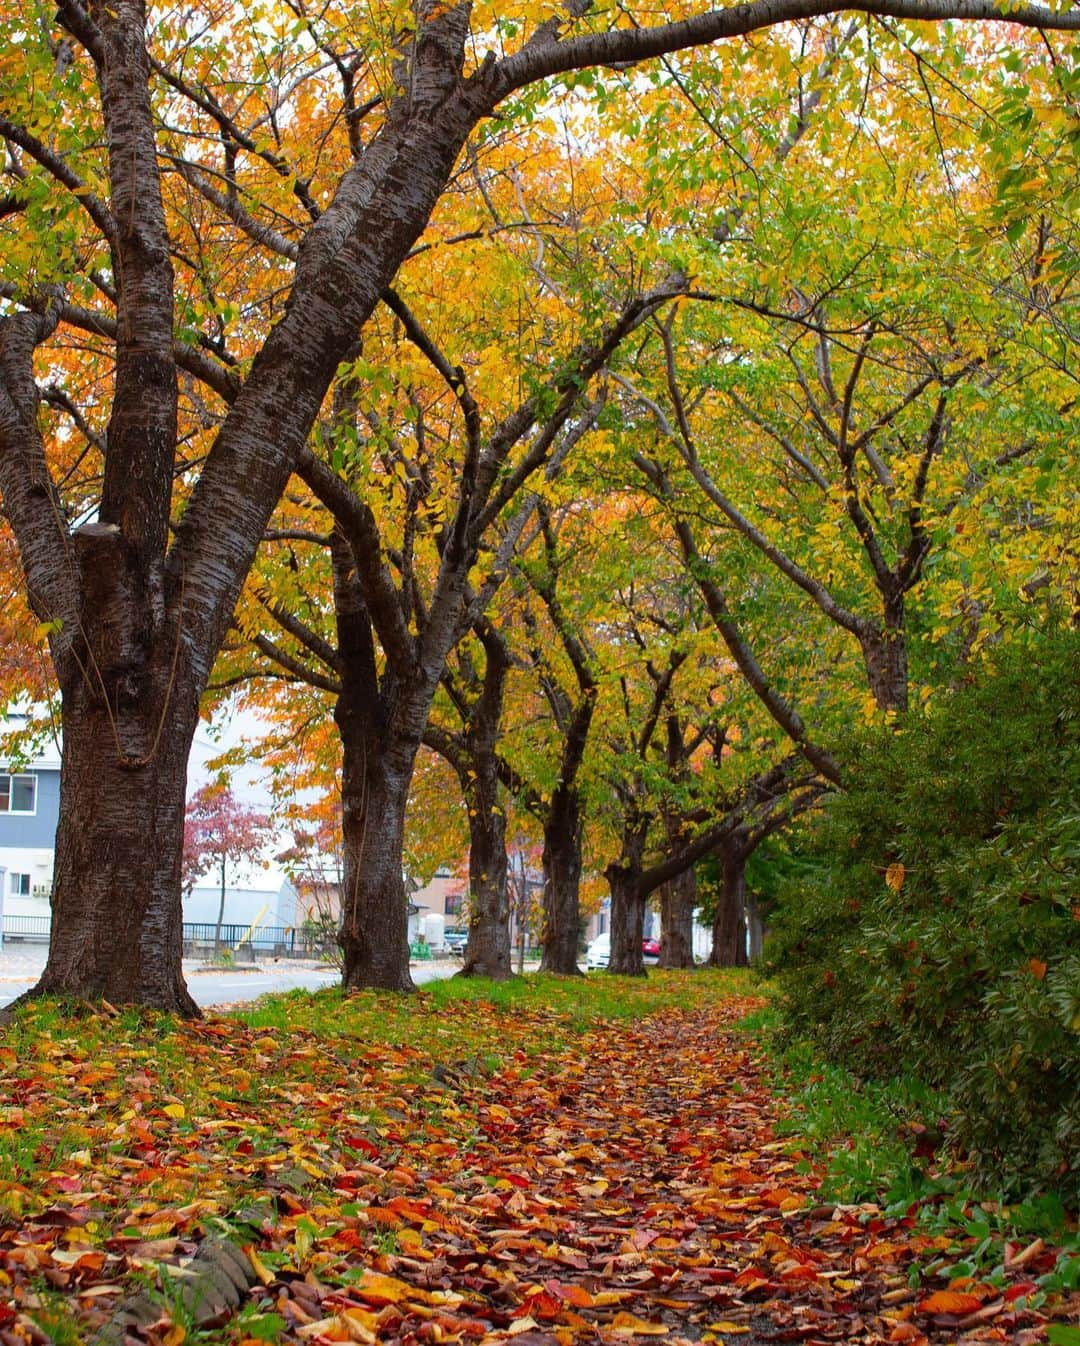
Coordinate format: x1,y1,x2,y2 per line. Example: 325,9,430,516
0,944,337,985
0,944,48,983
0,943,458,985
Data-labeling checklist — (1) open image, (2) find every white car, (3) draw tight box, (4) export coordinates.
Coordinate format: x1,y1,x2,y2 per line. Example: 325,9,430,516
585,933,661,970
585,932,610,970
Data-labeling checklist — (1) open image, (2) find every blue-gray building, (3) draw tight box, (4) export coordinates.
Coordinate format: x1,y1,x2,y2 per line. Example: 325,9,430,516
0,719,62,925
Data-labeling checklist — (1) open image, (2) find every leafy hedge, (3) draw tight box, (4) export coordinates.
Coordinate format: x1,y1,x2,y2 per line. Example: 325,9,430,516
764,632,1080,1204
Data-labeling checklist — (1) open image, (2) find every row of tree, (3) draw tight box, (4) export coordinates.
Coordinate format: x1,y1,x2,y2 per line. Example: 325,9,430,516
0,0,1076,1011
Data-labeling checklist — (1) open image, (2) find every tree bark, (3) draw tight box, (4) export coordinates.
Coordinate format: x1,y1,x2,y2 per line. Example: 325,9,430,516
458,766,513,980
709,845,746,967
658,867,697,968
331,531,418,993
441,627,514,980
607,865,647,976
30,636,200,1014
337,717,417,994
539,784,585,975
859,599,908,713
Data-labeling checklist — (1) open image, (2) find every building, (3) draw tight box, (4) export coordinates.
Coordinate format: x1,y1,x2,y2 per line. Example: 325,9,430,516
0,714,303,950
0,721,61,934
182,878,303,952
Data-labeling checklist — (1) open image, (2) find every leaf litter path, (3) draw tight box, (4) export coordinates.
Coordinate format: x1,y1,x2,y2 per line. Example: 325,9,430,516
0,989,1074,1346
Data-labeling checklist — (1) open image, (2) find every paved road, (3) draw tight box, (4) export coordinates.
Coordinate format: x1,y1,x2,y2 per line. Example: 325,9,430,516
185,961,456,1008
0,955,456,1009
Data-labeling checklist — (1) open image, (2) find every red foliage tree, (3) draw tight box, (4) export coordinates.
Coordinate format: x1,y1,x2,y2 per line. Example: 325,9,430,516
182,784,272,947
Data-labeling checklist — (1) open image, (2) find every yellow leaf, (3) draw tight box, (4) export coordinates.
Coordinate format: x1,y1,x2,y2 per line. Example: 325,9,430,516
610,1312,669,1334
338,1308,378,1343
353,1271,432,1304
244,1244,275,1286
885,863,905,893
162,1103,186,1120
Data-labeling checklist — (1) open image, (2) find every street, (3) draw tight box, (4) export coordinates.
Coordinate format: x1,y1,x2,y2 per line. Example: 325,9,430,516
0,949,456,1010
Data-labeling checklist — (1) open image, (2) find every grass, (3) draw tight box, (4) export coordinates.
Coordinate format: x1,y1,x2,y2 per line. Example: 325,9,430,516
235,965,752,1044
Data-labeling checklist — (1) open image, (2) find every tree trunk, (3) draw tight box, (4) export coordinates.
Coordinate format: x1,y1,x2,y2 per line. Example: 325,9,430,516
859,602,908,713
735,903,749,968
539,785,584,975
215,853,226,950
607,866,646,976
709,847,746,968
458,769,512,980
658,867,696,968
30,673,201,1015
337,723,416,993
453,625,513,980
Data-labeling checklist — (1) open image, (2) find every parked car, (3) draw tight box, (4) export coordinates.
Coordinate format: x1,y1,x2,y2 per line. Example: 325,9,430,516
586,933,662,970
444,928,469,955
586,933,610,970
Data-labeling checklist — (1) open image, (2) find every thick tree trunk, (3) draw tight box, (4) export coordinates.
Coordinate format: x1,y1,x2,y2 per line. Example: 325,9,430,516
709,847,746,968
459,770,512,980
658,867,696,968
30,676,200,1015
337,727,416,994
539,785,584,975
607,867,646,976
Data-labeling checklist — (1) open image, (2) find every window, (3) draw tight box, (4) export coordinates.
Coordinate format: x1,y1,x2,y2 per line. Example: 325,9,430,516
9,873,30,896
0,773,37,814
445,892,463,916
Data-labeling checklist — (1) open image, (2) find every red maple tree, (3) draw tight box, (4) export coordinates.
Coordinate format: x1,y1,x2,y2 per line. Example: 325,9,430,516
182,783,273,947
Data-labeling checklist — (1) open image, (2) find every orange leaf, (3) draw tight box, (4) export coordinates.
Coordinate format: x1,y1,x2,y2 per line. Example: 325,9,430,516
917,1290,983,1315
885,863,906,892
1027,958,1048,980
545,1280,593,1308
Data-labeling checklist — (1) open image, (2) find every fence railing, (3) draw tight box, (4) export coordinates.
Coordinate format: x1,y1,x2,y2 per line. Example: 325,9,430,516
1,915,51,941
1,915,333,958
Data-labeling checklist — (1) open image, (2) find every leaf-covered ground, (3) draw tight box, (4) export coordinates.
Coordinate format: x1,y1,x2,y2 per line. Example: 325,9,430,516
0,973,1076,1346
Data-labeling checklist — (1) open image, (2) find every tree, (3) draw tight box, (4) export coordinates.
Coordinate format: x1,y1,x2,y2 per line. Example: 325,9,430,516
425,621,517,980
181,783,272,948
2,0,1076,1011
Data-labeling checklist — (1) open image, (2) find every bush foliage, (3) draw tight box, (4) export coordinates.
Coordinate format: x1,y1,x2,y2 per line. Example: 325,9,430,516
765,631,1080,1203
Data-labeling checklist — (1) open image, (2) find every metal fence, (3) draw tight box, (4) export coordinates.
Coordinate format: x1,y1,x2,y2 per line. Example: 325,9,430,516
1,915,51,941
1,915,331,958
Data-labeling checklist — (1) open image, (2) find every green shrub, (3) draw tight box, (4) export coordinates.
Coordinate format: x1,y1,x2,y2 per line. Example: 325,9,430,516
765,630,1080,1203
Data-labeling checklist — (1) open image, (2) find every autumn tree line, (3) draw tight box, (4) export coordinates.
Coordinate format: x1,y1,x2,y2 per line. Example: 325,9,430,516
0,0,1077,1170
